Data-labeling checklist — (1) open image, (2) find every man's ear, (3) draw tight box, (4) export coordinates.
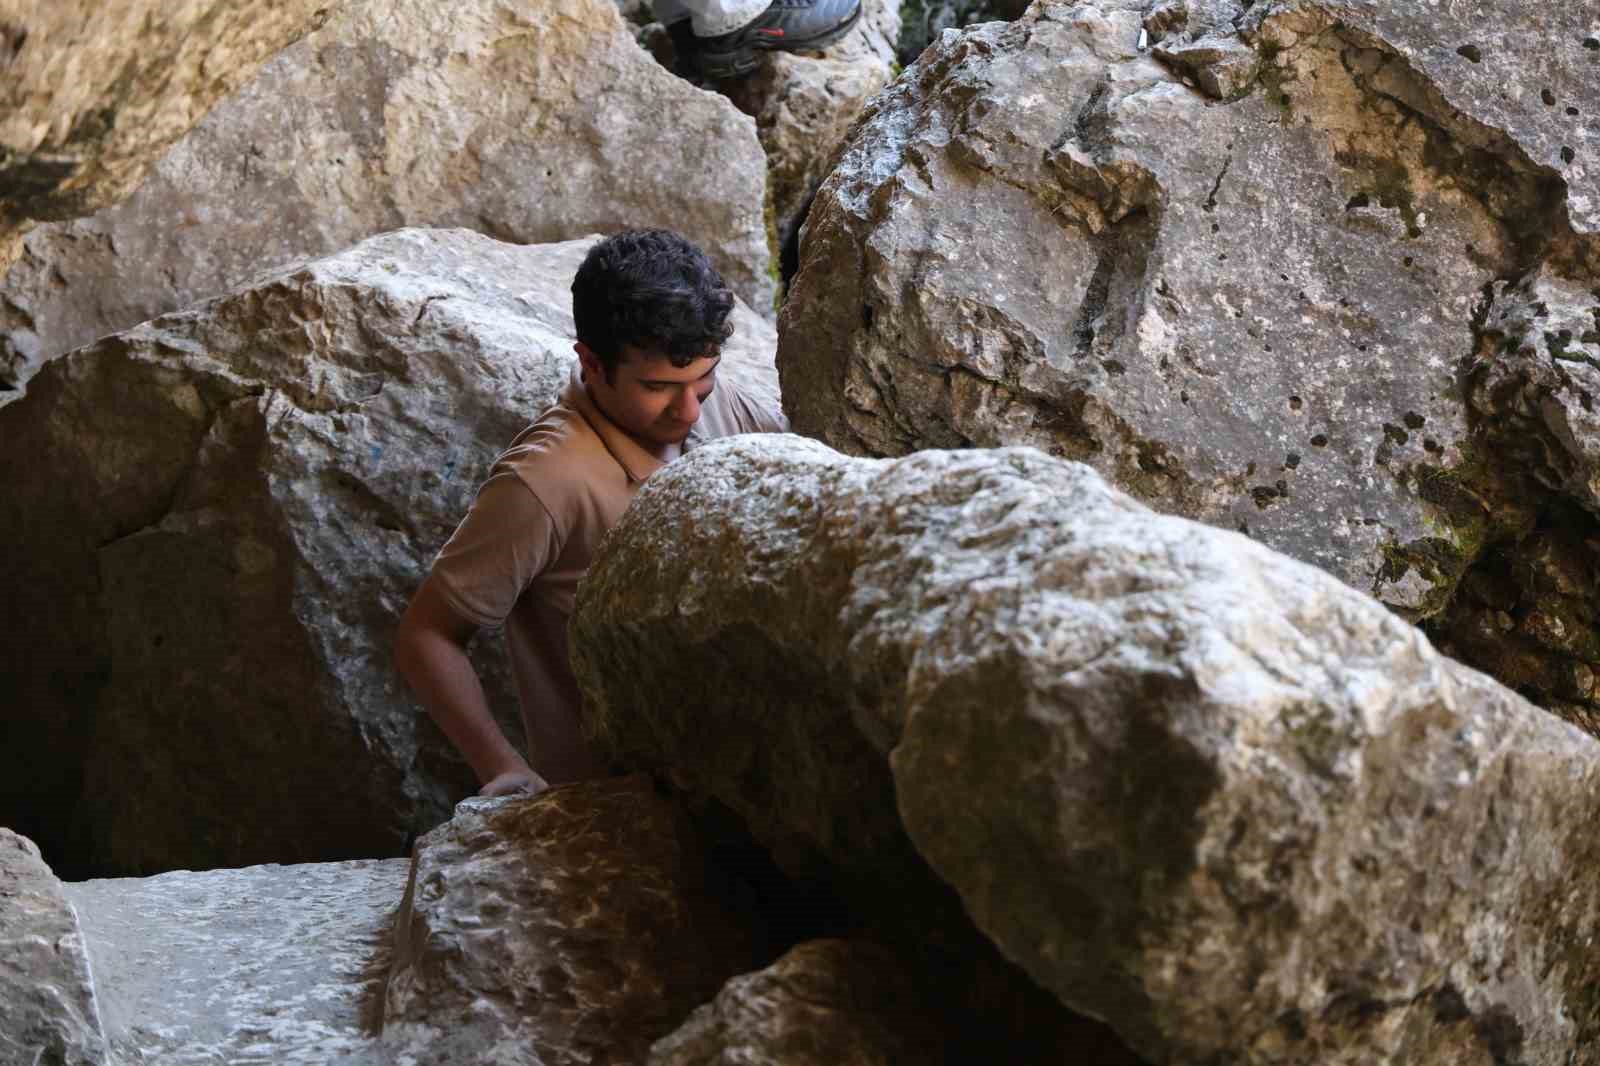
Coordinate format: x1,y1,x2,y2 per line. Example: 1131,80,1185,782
574,341,601,382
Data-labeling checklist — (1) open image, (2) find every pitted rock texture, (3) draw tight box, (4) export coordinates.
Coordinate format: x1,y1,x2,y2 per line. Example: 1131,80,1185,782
573,435,1600,1065
777,0,1600,730
0,226,779,877
0,0,331,263
0,829,107,1066
383,776,763,1066
0,0,773,400
647,940,946,1066
61,857,408,1065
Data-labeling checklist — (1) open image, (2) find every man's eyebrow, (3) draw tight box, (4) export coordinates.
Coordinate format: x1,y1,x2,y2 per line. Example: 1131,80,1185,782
638,356,722,385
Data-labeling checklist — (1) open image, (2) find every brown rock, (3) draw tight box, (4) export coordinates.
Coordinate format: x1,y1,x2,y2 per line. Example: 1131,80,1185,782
647,940,946,1066
383,776,764,1065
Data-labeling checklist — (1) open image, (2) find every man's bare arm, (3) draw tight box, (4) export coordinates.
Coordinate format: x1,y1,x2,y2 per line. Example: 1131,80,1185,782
394,576,546,797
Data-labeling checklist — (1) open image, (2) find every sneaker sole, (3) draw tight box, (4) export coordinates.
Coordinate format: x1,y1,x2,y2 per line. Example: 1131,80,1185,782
696,3,864,79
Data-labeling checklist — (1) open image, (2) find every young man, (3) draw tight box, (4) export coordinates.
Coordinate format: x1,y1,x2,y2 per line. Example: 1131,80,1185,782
395,230,787,797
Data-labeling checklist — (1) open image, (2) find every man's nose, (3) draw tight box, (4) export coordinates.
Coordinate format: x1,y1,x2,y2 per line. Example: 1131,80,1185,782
673,387,701,422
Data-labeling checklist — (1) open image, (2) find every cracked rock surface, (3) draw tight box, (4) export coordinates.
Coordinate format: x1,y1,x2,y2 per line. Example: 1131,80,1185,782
384,777,764,1066
573,435,1600,1065
0,0,332,268
777,0,1600,731
0,829,107,1066
0,0,773,400
0,226,779,877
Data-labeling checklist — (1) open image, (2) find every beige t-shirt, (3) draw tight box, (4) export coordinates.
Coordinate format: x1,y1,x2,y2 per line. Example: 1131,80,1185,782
430,361,787,756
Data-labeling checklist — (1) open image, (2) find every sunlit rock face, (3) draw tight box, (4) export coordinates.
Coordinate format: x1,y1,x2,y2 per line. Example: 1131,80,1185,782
0,226,778,877
777,0,1600,732
0,0,774,400
0,0,332,269
574,434,1600,1065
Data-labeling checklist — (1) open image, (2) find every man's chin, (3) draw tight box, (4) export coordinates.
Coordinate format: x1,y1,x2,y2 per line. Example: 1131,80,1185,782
651,423,696,444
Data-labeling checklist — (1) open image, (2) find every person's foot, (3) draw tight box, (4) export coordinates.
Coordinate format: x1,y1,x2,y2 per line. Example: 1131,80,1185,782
687,0,864,79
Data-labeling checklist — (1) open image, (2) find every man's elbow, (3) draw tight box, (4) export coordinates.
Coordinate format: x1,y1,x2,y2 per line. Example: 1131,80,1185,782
394,579,475,676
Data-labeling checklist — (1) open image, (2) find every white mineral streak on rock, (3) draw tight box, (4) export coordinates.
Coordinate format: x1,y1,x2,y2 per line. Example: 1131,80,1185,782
0,226,778,876
574,434,1600,1065
0,0,773,398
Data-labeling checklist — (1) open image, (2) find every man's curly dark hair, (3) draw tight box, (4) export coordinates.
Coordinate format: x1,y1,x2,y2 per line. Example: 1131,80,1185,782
571,229,736,381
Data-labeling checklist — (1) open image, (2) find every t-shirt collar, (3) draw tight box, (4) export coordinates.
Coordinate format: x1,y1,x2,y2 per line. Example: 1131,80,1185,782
564,362,667,484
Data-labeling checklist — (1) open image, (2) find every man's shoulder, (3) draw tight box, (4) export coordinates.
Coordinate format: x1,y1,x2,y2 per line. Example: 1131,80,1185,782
700,364,788,439
492,399,616,507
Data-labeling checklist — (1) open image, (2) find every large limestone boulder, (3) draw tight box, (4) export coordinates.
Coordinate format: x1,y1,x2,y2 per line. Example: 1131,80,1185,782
777,0,1600,730
0,0,333,269
0,0,774,400
62,856,409,1064
0,226,779,877
384,777,764,1065
573,435,1600,1065
0,829,107,1066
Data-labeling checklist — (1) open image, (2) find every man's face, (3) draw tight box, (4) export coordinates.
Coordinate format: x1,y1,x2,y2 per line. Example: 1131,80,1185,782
577,343,720,448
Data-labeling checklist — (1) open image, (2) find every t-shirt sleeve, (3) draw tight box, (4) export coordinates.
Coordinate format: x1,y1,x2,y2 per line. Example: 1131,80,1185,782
725,375,790,434
429,471,563,628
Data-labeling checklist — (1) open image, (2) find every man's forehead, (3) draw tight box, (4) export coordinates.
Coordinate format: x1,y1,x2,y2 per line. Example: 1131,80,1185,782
623,349,722,383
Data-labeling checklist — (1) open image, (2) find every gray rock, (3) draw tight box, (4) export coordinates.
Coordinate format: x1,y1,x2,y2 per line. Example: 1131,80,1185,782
0,226,778,876
383,776,763,1066
62,857,409,1065
0,0,332,265
573,435,1600,1065
0,0,774,399
777,0,1600,729
647,940,946,1066
0,829,107,1066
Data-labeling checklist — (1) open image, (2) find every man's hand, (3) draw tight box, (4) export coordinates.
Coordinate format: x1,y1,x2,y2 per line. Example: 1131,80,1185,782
478,767,549,798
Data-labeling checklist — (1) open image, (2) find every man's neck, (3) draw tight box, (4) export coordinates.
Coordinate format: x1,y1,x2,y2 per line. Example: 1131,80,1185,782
583,381,681,462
